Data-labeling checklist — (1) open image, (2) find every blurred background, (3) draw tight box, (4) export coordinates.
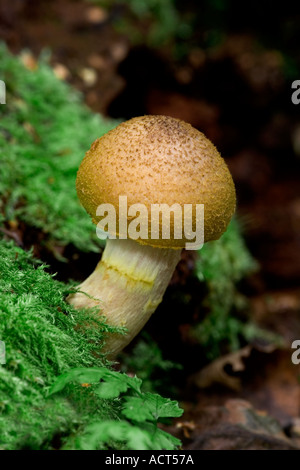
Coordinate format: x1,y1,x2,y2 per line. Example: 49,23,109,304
1,0,300,449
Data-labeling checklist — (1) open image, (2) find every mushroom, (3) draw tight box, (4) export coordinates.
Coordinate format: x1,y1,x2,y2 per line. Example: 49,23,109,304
67,115,236,357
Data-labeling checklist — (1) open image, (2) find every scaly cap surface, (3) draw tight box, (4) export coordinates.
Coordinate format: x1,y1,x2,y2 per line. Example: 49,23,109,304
76,115,236,248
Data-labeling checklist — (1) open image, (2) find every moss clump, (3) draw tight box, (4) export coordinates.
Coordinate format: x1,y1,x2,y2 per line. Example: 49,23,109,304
194,218,259,359
0,236,124,450
0,43,119,252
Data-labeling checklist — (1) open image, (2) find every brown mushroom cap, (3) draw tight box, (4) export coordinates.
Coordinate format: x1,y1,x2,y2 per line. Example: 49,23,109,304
76,115,236,248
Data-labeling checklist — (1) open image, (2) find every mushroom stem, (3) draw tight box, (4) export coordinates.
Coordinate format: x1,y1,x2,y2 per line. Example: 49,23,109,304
68,238,182,357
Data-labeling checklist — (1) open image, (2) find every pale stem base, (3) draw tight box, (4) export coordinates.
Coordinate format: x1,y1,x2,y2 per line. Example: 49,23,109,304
67,238,182,358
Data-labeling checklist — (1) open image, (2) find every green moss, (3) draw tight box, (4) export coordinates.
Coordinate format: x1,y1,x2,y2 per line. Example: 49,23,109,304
94,0,193,52
0,235,184,450
0,43,124,449
194,218,259,359
0,46,183,450
0,43,119,252
0,236,125,449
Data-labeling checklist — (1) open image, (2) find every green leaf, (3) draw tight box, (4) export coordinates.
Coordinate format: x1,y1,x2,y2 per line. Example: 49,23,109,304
49,366,142,398
122,393,183,422
94,370,142,399
76,420,180,450
78,420,153,450
145,423,182,450
48,367,108,395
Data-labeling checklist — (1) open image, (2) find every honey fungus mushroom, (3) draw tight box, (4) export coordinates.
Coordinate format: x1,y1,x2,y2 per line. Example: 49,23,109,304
67,115,236,357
